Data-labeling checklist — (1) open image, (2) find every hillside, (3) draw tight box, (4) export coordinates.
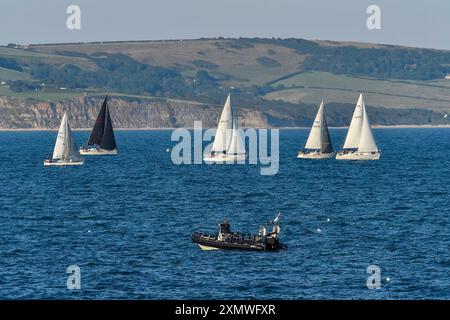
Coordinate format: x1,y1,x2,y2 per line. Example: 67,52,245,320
266,72,450,111
0,38,449,128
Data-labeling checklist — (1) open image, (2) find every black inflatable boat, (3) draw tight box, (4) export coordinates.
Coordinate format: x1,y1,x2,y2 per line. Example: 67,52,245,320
192,213,286,251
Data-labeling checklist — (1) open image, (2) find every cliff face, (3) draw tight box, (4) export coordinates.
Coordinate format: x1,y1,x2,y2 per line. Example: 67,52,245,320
0,95,448,129
0,96,269,129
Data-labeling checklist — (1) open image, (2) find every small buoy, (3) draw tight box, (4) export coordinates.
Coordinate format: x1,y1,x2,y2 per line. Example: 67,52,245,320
386,277,390,282
326,218,330,222
166,148,170,152
88,230,91,233
316,228,322,233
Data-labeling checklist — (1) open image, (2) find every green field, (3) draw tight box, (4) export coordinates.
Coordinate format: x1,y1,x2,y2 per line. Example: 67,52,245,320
266,72,450,111
0,86,83,101
0,47,97,70
0,67,30,81
0,83,214,105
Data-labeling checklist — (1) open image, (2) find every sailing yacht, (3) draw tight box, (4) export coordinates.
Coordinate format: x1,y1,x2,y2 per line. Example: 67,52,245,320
44,113,84,166
203,94,246,163
80,96,118,155
297,100,334,159
336,94,380,160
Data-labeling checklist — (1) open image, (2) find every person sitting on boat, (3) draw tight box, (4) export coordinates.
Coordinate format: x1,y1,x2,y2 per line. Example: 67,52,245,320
258,225,267,237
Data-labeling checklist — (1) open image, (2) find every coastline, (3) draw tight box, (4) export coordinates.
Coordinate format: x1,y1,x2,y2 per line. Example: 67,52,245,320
0,127,177,131
372,124,450,128
0,124,449,131
282,124,450,129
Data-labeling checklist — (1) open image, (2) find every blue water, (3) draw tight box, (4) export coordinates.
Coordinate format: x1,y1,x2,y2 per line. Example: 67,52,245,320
0,128,449,299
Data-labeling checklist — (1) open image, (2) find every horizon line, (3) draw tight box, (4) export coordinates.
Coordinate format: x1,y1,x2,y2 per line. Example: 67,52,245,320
3,36,449,52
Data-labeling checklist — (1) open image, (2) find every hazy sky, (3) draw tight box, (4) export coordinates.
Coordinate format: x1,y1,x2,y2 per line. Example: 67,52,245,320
1,0,449,49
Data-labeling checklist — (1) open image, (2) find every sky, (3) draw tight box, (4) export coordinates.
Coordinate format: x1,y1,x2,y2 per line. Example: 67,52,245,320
0,0,449,50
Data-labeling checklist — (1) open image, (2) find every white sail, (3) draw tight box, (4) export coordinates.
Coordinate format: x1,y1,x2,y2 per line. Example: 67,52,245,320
52,113,68,160
52,113,82,161
211,94,233,153
343,94,364,149
304,101,323,150
227,120,246,155
358,103,378,153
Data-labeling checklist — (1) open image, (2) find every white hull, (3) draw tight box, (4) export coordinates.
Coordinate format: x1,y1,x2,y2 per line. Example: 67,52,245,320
44,159,84,166
297,151,334,159
198,244,220,251
80,148,118,155
203,153,247,163
336,151,380,160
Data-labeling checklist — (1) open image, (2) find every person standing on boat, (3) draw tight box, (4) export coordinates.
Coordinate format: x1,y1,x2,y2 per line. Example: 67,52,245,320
271,213,281,236
271,224,280,236
218,219,231,241
220,219,230,233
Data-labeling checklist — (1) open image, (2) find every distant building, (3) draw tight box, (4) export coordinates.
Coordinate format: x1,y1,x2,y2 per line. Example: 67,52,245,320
7,43,28,50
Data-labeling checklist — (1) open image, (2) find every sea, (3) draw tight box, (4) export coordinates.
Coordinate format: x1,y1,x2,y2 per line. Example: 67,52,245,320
0,128,449,299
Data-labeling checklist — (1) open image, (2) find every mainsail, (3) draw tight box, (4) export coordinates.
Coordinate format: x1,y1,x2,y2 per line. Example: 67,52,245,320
86,97,117,150
342,94,364,149
52,113,68,160
52,113,82,161
304,101,333,153
211,94,233,154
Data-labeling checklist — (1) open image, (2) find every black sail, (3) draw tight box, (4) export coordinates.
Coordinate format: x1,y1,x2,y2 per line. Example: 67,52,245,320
87,97,107,146
86,97,117,150
99,101,117,150
321,115,333,154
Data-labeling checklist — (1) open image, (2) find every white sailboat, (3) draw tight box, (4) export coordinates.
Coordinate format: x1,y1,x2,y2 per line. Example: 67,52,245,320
203,94,246,163
297,100,334,159
336,94,380,160
44,113,84,166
